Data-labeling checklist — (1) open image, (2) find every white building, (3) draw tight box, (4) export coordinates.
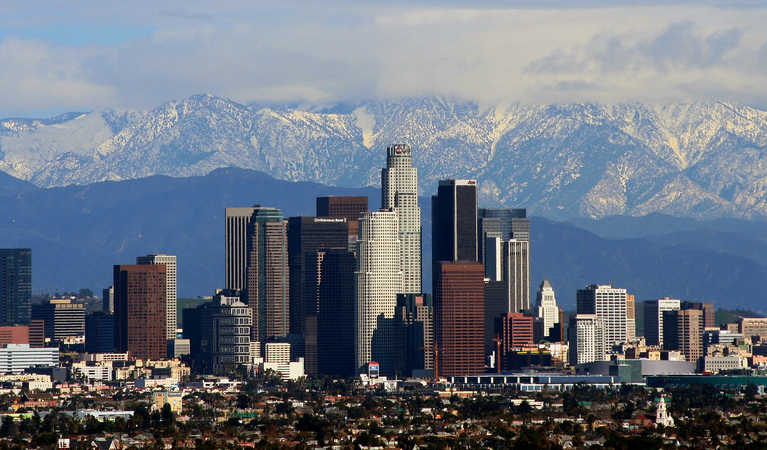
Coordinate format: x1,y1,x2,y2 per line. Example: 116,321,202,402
486,238,530,313
381,144,421,294
655,395,674,428
137,254,178,340
536,280,559,338
568,314,606,365
0,344,58,374
72,361,112,382
704,355,749,373
262,358,305,381
355,210,403,374
644,297,681,347
265,342,290,364
577,284,627,345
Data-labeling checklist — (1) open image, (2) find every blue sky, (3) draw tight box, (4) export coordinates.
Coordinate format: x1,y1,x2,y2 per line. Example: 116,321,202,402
1,1,765,116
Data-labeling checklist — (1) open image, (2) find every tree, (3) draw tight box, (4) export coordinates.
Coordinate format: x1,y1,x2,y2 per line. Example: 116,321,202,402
745,383,758,401
161,403,175,428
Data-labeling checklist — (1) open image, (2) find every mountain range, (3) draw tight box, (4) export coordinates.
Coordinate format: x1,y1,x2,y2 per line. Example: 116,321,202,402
0,167,766,312
3,95,767,219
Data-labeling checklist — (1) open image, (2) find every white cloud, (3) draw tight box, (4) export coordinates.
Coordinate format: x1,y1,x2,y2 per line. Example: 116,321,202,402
0,2,766,115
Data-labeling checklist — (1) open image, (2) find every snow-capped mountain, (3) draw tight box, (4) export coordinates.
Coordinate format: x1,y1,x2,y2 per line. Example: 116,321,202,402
3,94,767,219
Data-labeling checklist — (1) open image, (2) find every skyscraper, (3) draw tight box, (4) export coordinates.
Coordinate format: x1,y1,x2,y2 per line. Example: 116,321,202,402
113,264,167,360
316,196,369,246
663,308,703,362
31,299,85,341
484,238,530,312
355,210,402,375
431,180,478,265
246,207,290,343
535,280,560,338
394,293,434,377
478,208,530,268
102,286,114,314
225,207,258,291
382,144,422,294
0,249,31,325
568,314,606,365
85,312,114,353
576,284,627,345
626,294,636,341
317,249,357,378
137,254,177,340
204,290,253,375
643,297,681,347
434,261,485,376
286,217,348,337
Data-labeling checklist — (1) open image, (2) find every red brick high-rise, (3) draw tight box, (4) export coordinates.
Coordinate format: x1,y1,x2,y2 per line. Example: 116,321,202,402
434,261,485,376
316,196,369,242
496,312,534,353
114,265,167,360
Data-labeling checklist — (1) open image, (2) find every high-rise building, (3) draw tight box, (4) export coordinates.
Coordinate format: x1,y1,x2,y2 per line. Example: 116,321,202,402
382,144,422,294
626,294,636,341
225,207,258,292
355,210,403,376
198,290,252,375
568,314,606,365
394,293,433,377
434,261,485,376
29,320,44,348
643,297,681,347
113,264,167,360
431,180,478,265
245,207,290,343
496,312,534,351
0,249,31,325
316,196,369,245
663,309,702,362
137,254,177,340
286,217,348,338
535,280,560,339
681,301,715,330
317,249,357,378
484,238,530,313
478,208,530,270
0,326,29,345
31,299,85,341
102,286,114,314
576,284,627,345
85,312,114,353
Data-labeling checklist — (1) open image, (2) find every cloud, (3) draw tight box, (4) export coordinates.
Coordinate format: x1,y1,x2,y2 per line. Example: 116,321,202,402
0,2,766,115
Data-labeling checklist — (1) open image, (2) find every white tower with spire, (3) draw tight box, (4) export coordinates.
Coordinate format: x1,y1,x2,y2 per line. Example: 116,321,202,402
655,394,674,428
536,280,560,338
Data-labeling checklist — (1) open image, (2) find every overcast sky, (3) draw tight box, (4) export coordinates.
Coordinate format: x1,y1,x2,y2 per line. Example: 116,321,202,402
1,1,766,116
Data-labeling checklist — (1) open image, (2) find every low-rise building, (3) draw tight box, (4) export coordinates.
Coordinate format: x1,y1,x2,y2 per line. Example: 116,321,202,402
0,344,59,374
704,355,749,373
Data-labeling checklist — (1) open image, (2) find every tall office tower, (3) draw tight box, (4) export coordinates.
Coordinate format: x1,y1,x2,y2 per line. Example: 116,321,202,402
496,312,534,351
432,180,478,266
663,309,702,362
85,312,114,353
535,280,560,338
681,301,715,330
576,284,627,345
102,286,114,314
478,208,530,267
29,320,44,348
568,314,606,365
394,293,434,377
245,207,290,343
317,249,356,378
626,294,636,341
434,261,485,376
316,196,369,245
0,249,31,325
113,264,167,360
382,144,422,294
355,210,403,376
226,207,258,291
287,217,348,337
137,254,177,340
31,299,85,341
485,238,530,312
643,297,681,346
201,290,253,375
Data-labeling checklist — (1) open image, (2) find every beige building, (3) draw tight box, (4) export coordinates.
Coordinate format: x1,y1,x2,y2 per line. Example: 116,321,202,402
678,309,703,363
739,317,767,340
152,391,183,414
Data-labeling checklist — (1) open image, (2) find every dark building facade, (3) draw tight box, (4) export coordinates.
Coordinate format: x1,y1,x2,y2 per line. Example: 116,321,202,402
0,249,31,325
287,217,348,337
432,180,478,265
85,312,114,353
681,301,715,330
114,264,167,360
434,261,485,376
29,320,44,348
317,249,356,378
477,208,530,265
316,196,369,245
394,293,434,377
